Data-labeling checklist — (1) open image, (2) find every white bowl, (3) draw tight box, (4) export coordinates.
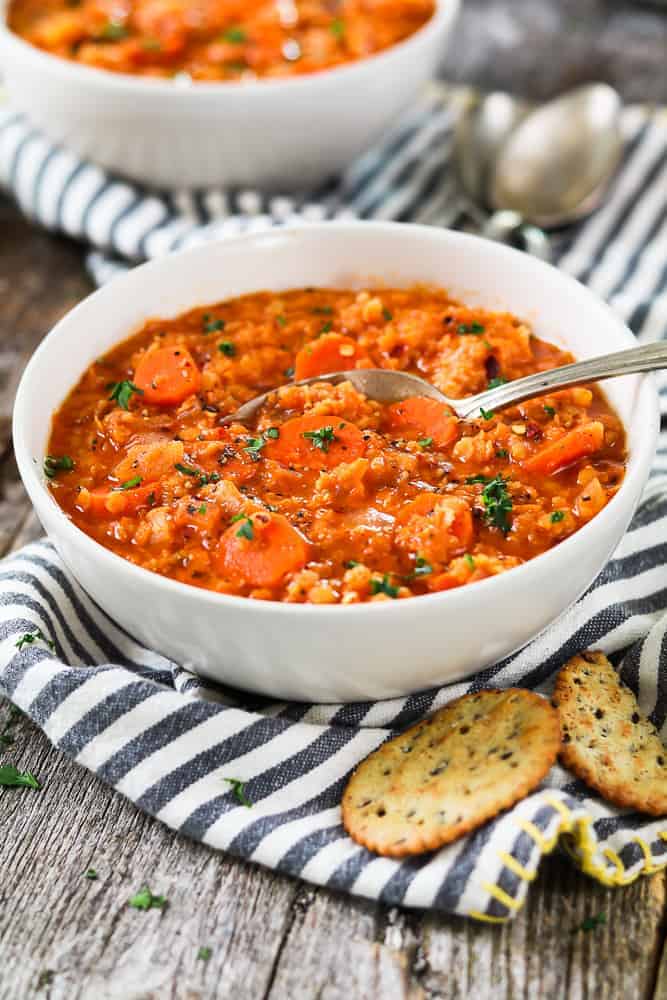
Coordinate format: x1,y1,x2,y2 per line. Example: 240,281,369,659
13,222,658,702
0,0,459,190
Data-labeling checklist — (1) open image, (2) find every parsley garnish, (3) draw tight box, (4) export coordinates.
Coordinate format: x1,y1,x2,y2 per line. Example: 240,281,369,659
466,474,490,484
174,463,199,477
575,913,606,933
417,437,433,449
100,21,128,40
496,448,509,459
320,320,333,334
84,868,98,880
276,314,287,328
198,947,212,961
487,376,507,389
0,764,40,790
233,515,254,541
224,777,252,806
312,306,333,315
284,366,295,378
330,18,345,38
43,454,74,479
479,475,513,533
222,26,247,43
458,322,485,335
412,557,432,578
203,316,225,333
544,405,556,417
551,510,565,523
118,476,142,491
108,380,144,410
15,630,55,652
302,425,337,453
344,559,360,569
383,308,393,321
218,340,235,356
370,574,399,598
244,436,266,456
198,504,207,515
465,553,476,569
265,427,280,439
479,407,495,420
129,887,167,911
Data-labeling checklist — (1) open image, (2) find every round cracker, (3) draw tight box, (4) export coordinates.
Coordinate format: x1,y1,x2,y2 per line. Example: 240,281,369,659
341,688,561,857
553,651,667,815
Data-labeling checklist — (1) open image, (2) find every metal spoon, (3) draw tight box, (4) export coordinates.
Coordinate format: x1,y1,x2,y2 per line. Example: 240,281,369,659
220,340,666,426
454,84,623,258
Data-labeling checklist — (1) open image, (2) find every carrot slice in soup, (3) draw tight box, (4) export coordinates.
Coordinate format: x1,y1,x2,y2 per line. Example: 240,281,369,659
294,334,368,380
384,397,458,448
396,493,473,548
219,511,309,588
264,414,366,470
522,422,605,476
82,483,156,520
134,346,201,406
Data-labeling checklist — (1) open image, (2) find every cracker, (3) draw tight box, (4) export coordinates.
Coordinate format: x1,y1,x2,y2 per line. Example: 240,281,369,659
553,651,667,815
341,688,561,857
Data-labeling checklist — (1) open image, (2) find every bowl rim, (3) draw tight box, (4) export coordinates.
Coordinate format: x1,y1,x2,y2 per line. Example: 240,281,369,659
0,0,459,98
13,220,659,619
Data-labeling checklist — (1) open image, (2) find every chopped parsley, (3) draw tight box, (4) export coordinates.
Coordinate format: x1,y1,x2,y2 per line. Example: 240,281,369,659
108,380,144,410
330,17,345,38
224,777,252,807
84,868,98,880
466,474,490,484
284,366,295,378
496,448,509,459
222,26,247,43
575,913,606,933
370,574,399,598
43,454,74,479
265,427,280,439
312,306,333,315
129,887,167,911
174,463,199,477
0,764,40,790
465,553,476,569
276,314,287,328
15,629,55,652
100,21,128,40
544,405,556,417
412,557,432,578
175,463,218,487
551,510,565,523
198,947,213,962
203,316,225,333
344,559,360,569
244,428,279,455
320,320,333,334
302,425,337,453
417,437,433,449
198,504,207,515
479,407,495,421
218,340,236,357
233,515,254,541
118,476,142,491
487,376,507,389
383,308,393,322
479,475,513,533
458,322,485,335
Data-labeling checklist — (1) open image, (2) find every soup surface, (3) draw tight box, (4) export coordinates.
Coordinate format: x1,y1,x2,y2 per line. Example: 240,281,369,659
47,286,627,604
8,0,435,81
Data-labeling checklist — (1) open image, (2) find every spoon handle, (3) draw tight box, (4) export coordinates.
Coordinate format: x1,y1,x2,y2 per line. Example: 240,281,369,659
459,340,667,419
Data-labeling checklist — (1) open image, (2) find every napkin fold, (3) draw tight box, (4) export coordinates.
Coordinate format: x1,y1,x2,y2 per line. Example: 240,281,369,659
2,87,667,920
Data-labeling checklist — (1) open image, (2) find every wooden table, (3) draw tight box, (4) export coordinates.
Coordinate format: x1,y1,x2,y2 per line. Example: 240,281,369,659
3,5,667,989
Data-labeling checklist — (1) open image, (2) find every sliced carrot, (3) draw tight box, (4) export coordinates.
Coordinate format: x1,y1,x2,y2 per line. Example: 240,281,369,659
219,511,309,587
384,397,459,448
397,493,473,546
133,346,201,406
428,572,462,592
294,334,368,380
264,414,366,470
83,483,156,520
522,421,605,476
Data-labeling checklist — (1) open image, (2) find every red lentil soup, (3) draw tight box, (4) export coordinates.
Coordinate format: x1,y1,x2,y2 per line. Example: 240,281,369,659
8,0,436,81
46,287,627,604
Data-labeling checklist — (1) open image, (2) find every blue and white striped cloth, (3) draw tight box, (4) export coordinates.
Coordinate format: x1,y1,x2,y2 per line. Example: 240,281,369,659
2,87,667,921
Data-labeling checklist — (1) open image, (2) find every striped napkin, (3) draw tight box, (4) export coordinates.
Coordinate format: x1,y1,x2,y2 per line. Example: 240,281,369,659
2,86,667,922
